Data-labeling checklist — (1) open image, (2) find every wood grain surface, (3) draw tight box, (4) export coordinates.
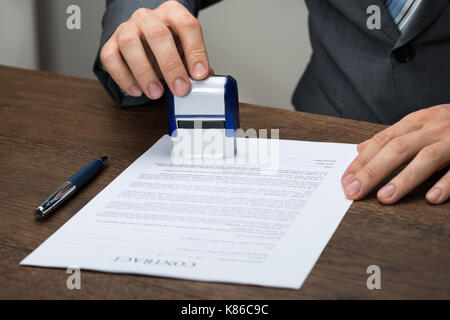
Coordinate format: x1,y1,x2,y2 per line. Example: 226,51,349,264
0,66,448,299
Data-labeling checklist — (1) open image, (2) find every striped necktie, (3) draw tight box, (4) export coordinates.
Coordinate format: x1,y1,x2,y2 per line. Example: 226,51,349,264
383,0,423,32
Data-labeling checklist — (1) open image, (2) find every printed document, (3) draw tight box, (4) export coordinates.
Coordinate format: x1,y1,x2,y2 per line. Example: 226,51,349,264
21,135,357,289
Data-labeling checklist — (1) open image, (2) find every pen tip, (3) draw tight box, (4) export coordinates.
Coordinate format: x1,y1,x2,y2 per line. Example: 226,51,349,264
100,156,108,164
34,208,43,220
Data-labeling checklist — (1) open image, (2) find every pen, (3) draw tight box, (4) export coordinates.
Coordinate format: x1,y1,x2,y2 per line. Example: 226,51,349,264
34,156,108,220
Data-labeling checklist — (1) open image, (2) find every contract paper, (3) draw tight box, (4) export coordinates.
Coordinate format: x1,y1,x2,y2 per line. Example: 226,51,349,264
21,135,357,289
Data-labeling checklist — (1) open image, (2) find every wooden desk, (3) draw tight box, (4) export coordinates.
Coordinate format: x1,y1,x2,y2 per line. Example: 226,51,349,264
0,66,448,299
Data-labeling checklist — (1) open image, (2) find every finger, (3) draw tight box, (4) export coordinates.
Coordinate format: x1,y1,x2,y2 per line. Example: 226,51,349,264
140,15,190,96
143,42,163,78
160,5,209,80
100,39,142,97
426,169,450,204
377,140,450,204
342,119,422,186
117,24,163,99
343,128,441,200
357,139,370,153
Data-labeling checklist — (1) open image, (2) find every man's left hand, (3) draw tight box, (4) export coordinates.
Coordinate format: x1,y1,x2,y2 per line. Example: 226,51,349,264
341,104,450,204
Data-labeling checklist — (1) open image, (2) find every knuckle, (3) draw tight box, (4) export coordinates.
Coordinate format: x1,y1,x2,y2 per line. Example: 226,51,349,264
114,71,129,84
420,145,441,161
132,65,150,77
161,0,181,10
100,45,116,64
178,13,200,29
386,138,409,154
398,170,413,186
161,59,182,72
362,165,377,179
438,119,450,131
187,44,207,58
372,131,392,148
427,120,450,137
131,8,150,20
148,24,170,40
118,30,139,48
116,22,127,32
428,104,446,114
407,108,431,122
354,154,369,168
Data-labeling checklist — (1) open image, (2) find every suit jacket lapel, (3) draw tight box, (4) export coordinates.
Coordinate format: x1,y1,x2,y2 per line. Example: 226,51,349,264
396,0,450,48
377,0,402,42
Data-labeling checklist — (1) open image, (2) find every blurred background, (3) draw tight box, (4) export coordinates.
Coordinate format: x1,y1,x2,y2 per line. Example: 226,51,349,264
0,0,311,110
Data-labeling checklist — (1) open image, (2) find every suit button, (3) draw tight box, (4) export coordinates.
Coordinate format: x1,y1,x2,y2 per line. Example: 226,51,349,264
393,44,416,63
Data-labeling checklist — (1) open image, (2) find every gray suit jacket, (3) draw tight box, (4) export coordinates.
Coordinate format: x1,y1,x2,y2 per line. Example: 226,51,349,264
94,0,450,124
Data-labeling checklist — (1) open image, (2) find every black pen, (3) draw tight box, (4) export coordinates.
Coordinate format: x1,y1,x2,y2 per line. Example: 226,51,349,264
35,156,108,220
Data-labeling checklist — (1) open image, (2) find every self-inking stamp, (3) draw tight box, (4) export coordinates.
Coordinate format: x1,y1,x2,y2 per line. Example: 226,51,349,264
166,76,239,159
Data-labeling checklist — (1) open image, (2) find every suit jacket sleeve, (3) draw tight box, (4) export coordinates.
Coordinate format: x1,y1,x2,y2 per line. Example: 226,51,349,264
93,0,221,107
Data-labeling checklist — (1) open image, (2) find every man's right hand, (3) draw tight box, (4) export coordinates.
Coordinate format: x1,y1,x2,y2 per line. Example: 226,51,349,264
100,1,211,99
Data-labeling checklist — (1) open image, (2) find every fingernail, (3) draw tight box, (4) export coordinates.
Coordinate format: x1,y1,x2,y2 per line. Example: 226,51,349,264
427,187,442,202
193,62,207,78
148,82,163,99
173,78,189,95
378,184,395,199
129,83,142,97
342,173,354,185
344,180,360,196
